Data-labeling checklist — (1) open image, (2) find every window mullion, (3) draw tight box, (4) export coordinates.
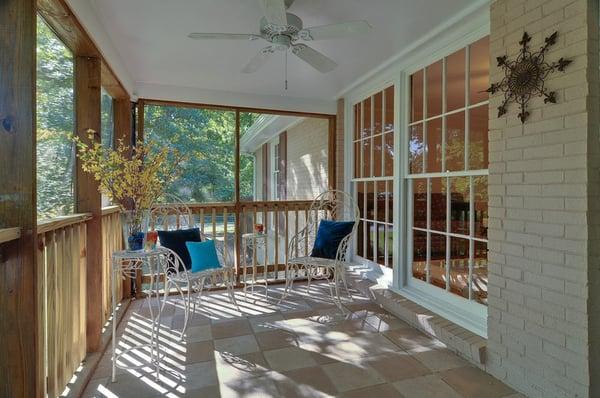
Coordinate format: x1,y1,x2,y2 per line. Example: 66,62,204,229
464,45,471,171
469,176,475,301
445,177,451,292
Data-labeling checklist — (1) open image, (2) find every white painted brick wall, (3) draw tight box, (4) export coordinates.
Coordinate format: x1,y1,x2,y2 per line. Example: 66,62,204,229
487,0,599,397
286,118,329,200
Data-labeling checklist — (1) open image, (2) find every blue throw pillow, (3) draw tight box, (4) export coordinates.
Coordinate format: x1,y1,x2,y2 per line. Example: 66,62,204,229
157,228,202,270
186,240,222,273
311,220,355,259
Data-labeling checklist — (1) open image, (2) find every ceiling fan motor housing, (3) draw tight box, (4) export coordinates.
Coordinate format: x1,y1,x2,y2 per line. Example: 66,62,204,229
260,13,303,44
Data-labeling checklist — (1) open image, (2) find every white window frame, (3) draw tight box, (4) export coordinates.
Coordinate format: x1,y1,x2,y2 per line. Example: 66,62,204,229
343,5,489,337
269,137,280,201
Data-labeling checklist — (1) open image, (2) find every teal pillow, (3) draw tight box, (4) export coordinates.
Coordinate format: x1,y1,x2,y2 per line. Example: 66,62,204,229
186,240,222,273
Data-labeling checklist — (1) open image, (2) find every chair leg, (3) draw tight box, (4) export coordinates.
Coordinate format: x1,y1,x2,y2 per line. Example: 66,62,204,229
340,269,352,300
306,266,312,295
175,283,190,341
226,271,238,308
277,264,293,304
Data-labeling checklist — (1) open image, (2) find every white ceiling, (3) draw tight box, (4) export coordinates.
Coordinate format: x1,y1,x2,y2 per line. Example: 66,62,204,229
87,0,481,104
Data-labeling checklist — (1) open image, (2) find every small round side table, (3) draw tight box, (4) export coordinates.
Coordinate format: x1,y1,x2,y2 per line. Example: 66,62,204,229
241,232,269,297
111,247,169,382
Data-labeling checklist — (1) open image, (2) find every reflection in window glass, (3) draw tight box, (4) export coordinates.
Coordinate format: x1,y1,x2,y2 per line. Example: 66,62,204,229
374,92,382,135
411,70,423,122
430,233,447,290
427,60,443,118
473,241,488,304
446,112,465,171
446,48,466,112
450,238,470,297
373,134,383,177
409,123,424,174
470,37,490,104
384,86,394,131
450,177,470,235
469,105,489,170
36,17,75,220
426,117,442,173
474,176,488,239
412,179,427,229
430,178,447,232
412,230,427,281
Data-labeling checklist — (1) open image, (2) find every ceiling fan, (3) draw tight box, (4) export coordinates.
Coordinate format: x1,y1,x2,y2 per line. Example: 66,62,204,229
188,0,372,74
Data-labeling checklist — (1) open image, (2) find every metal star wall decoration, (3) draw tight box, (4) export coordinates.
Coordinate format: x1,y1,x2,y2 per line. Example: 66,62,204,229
487,31,572,123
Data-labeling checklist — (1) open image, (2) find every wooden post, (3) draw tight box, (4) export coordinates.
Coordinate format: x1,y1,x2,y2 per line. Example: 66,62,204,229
75,56,103,353
0,0,39,396
113,98,132,299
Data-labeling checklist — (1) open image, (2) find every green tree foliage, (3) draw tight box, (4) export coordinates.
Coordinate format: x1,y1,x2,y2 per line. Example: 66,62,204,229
144,105,257,202
36,17,76,220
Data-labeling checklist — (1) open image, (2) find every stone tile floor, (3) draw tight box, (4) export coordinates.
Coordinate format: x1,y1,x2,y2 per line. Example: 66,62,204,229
82,282,522,397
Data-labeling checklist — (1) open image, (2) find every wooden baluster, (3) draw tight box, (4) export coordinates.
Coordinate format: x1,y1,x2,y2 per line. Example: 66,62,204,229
294,205,299,261
55,228,65,390
79,222,87,361
36,233,47,398
47,231,58,398
200,208,205,234
212,207,217,240
263,205,268,283
223,208,228,264
284,205,289,281
274,204,279,280
304,207,309,257
252,207,257,284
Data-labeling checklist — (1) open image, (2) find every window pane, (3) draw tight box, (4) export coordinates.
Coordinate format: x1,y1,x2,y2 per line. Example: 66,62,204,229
357,220,365,257
366,221,375,259
366,181,375,220
354,103,361,140
36,17,75,220
469,105,489,170
354,141,361,178
376,181,387,222
474,176,488,239
362,97,372,138
449,238,470,298
426,117,442,173
430,178,447,232
357,182,366,219
450,177,470,235
409,123,424,174
387,180,394,223
410,70,423,122
446,48,466,112
373,134,383,177
145,104,236,202
412,179,427,229
376,223,386,265
469,36,490,104
362,138,371,178
446,112,465,171
430,233,447,289
412,229,427,281
473,241,488,305
101,89,114,149
384,132,394,177
385,226,394,267
374,91,383,136
426,60,443,118
384,86,394,132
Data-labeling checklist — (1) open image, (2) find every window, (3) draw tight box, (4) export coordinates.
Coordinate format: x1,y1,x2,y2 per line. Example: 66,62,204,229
36,16,75,220
407,37,489,305
101,88,114,149
272,142,280,200
143,104,237,203
353,86,394,267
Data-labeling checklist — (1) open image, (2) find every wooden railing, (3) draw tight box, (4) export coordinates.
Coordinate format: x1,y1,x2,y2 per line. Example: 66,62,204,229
0,227,21,244
101,206,124,324
37,213,91,398
140,201,314,289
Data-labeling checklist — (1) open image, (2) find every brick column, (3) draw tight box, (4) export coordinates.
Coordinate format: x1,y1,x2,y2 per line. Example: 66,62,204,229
487,0,599,397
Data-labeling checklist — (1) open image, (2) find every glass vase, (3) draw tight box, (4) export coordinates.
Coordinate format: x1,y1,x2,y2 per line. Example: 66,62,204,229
121,209,149,251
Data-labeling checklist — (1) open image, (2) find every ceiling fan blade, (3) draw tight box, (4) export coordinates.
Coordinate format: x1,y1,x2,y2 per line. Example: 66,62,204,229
299,20,372,41
259,0,288,26
242,46,276,73
291,44,337,73
188,33,261,40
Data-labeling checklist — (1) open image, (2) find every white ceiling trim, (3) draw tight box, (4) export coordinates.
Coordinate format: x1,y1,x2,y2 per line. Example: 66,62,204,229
136,82,337,115
335,0,491,100
65,0,135,96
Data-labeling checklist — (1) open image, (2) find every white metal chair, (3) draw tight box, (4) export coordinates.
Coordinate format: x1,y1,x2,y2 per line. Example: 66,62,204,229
151,195,237,339
279,190,360,309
